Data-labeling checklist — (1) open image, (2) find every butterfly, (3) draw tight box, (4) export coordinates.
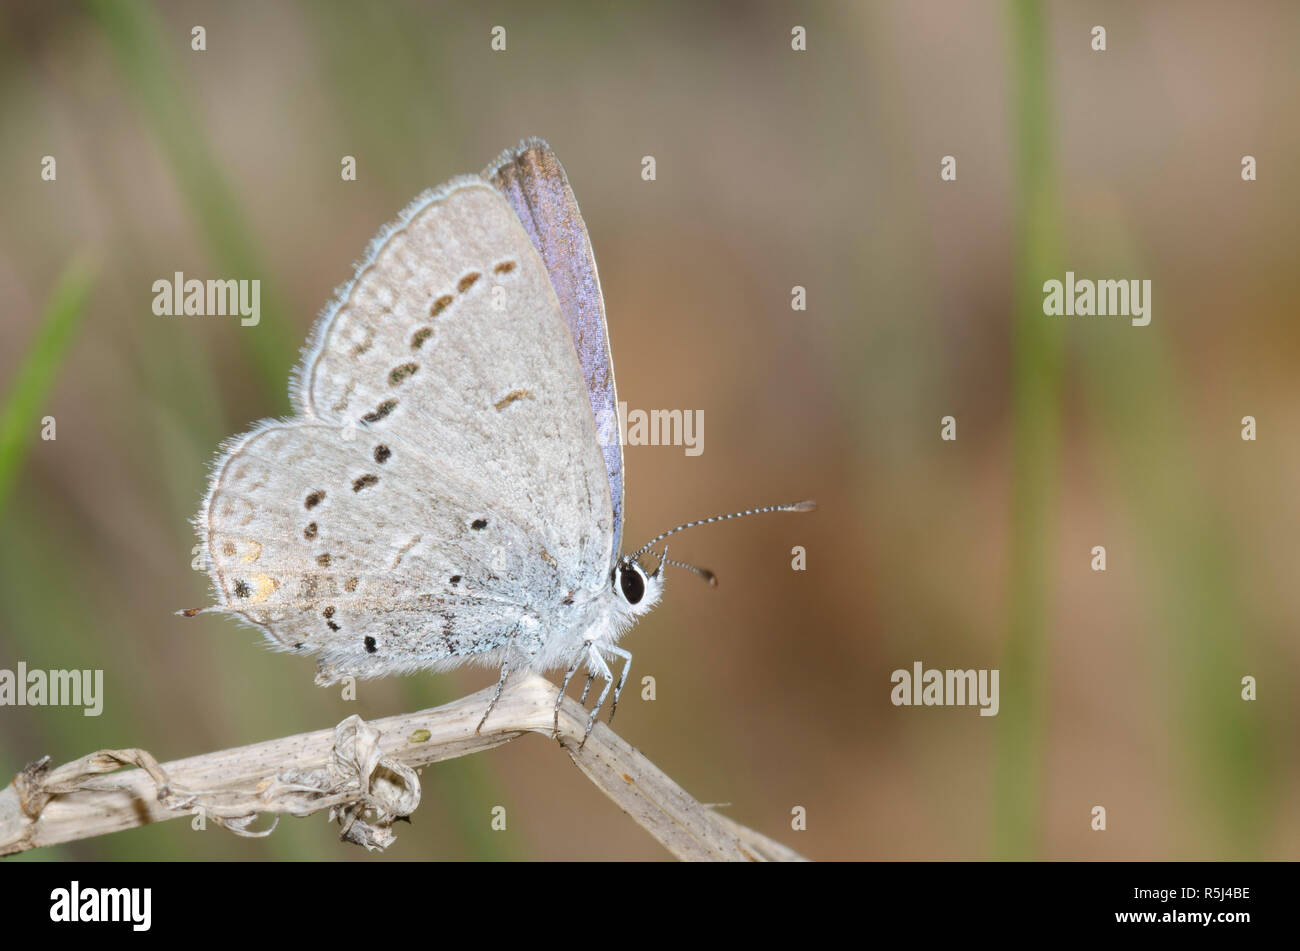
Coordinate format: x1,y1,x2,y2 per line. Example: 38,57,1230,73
188,139,813,743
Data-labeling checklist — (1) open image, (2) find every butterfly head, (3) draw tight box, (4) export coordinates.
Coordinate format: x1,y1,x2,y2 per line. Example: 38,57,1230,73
612,553,664,618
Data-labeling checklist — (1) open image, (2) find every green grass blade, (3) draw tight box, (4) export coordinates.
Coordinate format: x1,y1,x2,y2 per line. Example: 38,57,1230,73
993,0,1065,860
0,257,96,519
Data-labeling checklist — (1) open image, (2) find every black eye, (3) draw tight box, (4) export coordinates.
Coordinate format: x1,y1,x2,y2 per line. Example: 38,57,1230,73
618,565,645,605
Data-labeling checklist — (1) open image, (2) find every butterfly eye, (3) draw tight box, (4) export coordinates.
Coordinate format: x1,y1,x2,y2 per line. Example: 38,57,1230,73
617,563,646,605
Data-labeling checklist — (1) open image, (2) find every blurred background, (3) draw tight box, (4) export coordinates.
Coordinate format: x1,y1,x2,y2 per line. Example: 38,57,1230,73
1,0,1297,860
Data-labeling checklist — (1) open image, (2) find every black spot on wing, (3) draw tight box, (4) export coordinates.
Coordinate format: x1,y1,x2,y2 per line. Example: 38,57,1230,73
362,399,397,423
388,362,418,386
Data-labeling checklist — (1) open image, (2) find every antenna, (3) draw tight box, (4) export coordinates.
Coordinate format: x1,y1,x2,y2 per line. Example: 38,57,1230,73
630,499,816,560
665,557,716,586
646,548,719,586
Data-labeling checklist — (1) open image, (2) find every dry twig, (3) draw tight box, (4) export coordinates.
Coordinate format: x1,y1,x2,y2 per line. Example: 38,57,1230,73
0,671,804,861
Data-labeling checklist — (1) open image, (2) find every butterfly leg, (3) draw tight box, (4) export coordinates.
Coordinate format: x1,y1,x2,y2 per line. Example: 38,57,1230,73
606,646,633,725
578,644,621,749
476,659,512,734
478,629,521,734
554,645,588,738
579,671,597,704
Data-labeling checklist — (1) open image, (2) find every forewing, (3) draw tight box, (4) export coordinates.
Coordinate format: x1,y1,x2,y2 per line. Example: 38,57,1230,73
292,178,614,581
483,139,625,558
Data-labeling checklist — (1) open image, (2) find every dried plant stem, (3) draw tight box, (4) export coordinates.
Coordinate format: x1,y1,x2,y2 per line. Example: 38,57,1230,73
0,672,804,861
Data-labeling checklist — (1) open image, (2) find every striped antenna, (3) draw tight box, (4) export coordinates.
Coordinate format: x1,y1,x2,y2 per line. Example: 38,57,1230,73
630,500,816,560
664,557,717,586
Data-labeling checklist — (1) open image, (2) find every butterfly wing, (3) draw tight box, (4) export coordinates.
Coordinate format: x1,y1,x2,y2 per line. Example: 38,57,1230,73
203,421,542,682
200,178,615,681
484,139,625,559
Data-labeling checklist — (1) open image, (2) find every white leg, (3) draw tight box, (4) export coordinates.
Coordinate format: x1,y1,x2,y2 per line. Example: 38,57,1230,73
579,644,631,748
606,646,633,725
554,643,588,738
